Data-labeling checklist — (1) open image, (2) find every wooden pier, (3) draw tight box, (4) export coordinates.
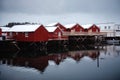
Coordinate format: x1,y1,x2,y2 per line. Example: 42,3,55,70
63,32,107,45
62,32,107,36
0,31,111,52
0,39,19,52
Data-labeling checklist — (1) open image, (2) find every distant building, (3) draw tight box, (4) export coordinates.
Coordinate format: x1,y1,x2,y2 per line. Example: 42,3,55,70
82,24,100,32
65,23,84,32
71,23,84,32
46,22,67,39
47,22,66,31
0,27,10,38
97,22,115,37
114,24,120,37
87,24,100,32
45,26,58,39
45,26,64,39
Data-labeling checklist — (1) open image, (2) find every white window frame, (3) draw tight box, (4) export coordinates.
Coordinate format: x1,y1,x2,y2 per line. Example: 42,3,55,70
9,32,12,36
80,29,82,32
16,32,18,35
25,32,29,37
105,26,107,29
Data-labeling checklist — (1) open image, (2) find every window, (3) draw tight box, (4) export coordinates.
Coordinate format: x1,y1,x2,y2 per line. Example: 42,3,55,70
58,32,61,37
80,29,82,32
9,32,12,36
71,29,75,32
25,32,28,37
108,26,110,29
16,32,18,35
96,29,98,32
118,26,120,29
105,26,107,29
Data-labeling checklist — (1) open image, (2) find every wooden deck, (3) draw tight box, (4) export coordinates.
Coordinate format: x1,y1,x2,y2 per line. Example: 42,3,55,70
48,38,68,41
63,32,107,36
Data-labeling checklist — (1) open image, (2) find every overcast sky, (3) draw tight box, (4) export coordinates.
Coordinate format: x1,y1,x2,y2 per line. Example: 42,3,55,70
0,0,120,25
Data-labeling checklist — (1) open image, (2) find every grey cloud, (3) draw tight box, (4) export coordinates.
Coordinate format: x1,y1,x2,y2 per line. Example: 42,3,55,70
1,0,120,15
1,0,66,14
0,0,120,25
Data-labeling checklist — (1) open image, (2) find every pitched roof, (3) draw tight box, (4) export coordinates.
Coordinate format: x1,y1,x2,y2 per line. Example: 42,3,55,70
82,24,93,29
0,27,10,32
46,22,58,26
8,25,41,32
45,26,57,32
65,23,76,28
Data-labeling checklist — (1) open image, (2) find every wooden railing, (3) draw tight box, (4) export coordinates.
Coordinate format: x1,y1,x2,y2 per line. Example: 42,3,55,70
62,32,107,36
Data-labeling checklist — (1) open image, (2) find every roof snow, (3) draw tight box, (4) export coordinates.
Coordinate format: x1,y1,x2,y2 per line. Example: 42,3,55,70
82,24,93,29
45,26,57,32
65,23,76,28
0,27,10,32
8,25,41,32
46,22,58,26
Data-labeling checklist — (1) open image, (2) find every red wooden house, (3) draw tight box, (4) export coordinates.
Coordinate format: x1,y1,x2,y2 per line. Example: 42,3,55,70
87,24,100,32
45,26,58,39
45,26,63,39
71,23,84,32
65,23,84,32
0,27,11,38
82,24,100,32
47,22,66,31
46,22,68,39
8,24,49,42
65,24,75,32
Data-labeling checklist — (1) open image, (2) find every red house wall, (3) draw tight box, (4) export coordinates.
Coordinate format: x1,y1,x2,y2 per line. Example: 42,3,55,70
55,23,66,31
34,25,48,42
0,28,2,36
48,32,54,40
53,28,62,38
88,24,100,32
11,25,49,42
71,24,84,32
47,27,66,39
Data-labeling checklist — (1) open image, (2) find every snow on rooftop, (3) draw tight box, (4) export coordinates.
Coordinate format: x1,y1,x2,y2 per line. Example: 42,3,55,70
82,24,93,29
0,27,10,32
65,23,76,28
46,22,58,26
45,26,57,32
8,25,41,32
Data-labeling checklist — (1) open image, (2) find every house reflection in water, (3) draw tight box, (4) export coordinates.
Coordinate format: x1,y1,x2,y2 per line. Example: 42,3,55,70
100,45,120,57
0,49,100,73
1,45,120,80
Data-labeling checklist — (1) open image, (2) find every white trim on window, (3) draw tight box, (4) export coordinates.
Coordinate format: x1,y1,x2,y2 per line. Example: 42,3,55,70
25,32,29,37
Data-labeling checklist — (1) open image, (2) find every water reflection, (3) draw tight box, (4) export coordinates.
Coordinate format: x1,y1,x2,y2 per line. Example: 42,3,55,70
0,50,100,73
0,45,120,80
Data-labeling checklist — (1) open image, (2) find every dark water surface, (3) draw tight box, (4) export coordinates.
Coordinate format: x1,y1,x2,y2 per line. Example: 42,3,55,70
0,45,120,80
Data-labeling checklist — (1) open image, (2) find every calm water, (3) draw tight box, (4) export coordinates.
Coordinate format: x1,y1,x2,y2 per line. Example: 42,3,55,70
0,45,120,80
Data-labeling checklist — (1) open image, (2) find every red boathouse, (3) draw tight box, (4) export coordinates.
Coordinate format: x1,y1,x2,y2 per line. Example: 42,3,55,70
8,24,49,42
65,23,84,32
71,23,84,32
87,24,100,32
47,22,66,31
45,26,64,39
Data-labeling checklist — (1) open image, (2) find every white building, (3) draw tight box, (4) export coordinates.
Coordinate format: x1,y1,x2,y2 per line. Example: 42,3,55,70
97,22,116,37
114,24,120,37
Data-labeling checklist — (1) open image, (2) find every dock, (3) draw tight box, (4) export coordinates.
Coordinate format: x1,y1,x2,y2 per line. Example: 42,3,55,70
0,39,20,52
62,32,107,45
